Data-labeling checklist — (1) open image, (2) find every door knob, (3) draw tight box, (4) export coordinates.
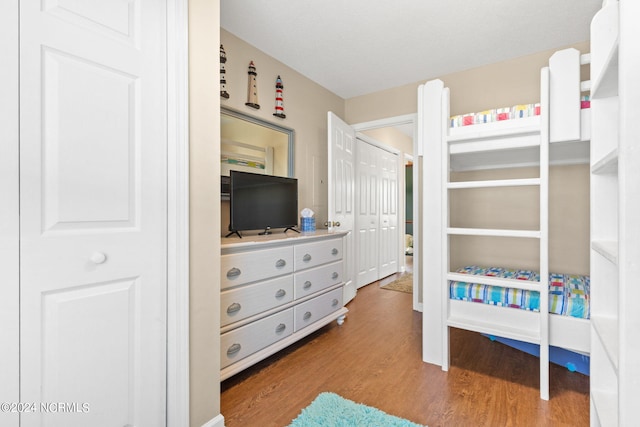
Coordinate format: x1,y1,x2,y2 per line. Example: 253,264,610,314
90,252,107,264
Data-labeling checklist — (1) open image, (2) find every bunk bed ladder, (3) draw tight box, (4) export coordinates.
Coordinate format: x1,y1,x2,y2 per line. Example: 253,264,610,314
437,69,551,401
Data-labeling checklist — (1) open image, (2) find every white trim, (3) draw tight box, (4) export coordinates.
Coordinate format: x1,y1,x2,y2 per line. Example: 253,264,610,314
355,132,402,155
352,113,417,131
167,0,190,425
201,414,225,427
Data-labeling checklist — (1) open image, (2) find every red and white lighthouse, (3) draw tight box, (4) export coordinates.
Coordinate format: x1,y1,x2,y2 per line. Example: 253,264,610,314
273,75,286,118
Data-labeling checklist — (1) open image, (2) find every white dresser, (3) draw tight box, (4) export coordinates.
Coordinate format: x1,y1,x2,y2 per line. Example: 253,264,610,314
220,231,348,380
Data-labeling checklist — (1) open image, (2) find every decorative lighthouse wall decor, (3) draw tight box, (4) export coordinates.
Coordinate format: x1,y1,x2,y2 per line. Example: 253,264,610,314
273,75,286,118
245,60,260,109
220,45,229,99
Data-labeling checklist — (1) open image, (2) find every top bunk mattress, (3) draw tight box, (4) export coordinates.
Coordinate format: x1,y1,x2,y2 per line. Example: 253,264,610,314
449,266,590,319
449,97,590,128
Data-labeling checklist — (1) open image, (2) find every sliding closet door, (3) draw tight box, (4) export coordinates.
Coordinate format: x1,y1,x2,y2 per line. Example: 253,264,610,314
20,2,168,426
355,139,400,285
379,148,399,278
356,141,379,287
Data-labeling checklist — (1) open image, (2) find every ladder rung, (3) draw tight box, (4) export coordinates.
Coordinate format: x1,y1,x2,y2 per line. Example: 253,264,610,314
447,227,541,238
448,178,540,189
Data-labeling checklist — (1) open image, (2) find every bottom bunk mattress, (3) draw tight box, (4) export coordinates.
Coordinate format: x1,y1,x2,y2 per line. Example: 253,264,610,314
449,266,590,319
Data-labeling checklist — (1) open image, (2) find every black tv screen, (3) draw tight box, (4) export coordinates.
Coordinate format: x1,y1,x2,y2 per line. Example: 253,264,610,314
229,171,298,234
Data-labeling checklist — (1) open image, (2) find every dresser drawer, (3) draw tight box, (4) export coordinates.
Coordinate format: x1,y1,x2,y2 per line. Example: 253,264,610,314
221,275,294,327
221,246,294,289
221,308,294,369
294,288,343,332
294,260,343,299
294,238,342,270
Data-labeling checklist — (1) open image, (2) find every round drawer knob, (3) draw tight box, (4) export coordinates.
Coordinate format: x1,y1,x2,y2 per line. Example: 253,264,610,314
275,259,286,268
227,302,241,314
275,289,286,298
303,254,312,262
331,272,339,280
332,298,339,307
331,248,339,256
303,311,312,321
303,281,312,290
90,252,107,264
227,343,241,356
226,267,241,279
275,323,286,333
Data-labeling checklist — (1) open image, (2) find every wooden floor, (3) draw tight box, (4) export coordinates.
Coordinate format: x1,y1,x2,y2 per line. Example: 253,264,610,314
221,271,590,427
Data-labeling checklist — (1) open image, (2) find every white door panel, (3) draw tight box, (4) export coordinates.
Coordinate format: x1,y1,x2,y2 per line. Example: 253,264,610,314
0,1,20,425
20,1,167,426
328,112,356,303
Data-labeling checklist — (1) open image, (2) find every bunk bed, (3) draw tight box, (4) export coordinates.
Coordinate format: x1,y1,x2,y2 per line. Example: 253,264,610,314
418,48,591,400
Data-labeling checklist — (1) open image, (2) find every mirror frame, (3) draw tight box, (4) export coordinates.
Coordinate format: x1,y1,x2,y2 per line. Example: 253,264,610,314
221,106,295,177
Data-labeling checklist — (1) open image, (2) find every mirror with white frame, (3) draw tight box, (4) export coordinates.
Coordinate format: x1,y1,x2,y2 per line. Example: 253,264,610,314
221,106,294,178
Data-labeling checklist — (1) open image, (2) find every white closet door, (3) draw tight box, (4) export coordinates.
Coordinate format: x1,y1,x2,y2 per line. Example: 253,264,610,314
19,1,167,426
0,1,19,425
356,140,379,287
379,148,399,278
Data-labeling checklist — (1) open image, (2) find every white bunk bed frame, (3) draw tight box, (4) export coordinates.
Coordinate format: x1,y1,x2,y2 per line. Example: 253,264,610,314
419,48,591,400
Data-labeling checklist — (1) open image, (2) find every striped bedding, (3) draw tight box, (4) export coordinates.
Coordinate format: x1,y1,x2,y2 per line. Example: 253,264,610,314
449,266,590,319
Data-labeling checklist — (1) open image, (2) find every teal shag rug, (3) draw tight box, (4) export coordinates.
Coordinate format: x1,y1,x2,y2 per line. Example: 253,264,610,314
288,392,425,427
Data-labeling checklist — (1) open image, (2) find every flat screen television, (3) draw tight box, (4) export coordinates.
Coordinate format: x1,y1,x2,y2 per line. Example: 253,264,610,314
227,170,299,237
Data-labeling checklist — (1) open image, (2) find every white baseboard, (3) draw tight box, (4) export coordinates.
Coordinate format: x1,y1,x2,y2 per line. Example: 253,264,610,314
201,413,225,427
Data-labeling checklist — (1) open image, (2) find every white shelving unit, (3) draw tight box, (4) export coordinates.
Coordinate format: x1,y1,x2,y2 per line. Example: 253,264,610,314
589,1,640,425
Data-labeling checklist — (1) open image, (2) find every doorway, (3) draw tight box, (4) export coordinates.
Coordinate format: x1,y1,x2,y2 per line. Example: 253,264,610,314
352,114,420,311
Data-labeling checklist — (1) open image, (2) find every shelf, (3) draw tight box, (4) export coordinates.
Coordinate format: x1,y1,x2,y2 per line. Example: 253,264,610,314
591,240,618,265
590,1,619,99
591,148,619,175
592,315,619,372
447,178,540,189
591,50,619,99
447,227,540,239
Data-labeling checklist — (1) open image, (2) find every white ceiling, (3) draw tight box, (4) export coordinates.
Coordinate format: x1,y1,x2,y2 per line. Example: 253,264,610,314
221,0,601,99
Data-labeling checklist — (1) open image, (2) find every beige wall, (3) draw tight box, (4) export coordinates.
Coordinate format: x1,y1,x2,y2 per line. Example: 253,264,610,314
189,1,220,426
450,165,590,276
345,41,590,123
220,30,345,232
